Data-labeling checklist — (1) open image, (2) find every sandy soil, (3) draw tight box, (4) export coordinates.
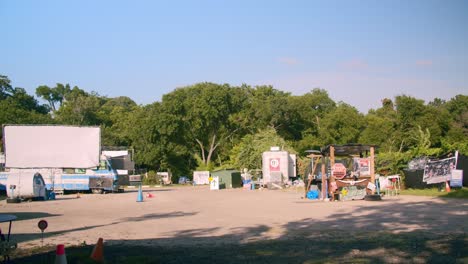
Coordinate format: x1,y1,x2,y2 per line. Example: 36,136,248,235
1,186,467,249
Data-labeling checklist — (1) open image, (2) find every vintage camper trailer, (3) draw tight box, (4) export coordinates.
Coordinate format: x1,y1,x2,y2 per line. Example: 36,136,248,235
6,172,46,200
193,171,210,185
0,125,120,194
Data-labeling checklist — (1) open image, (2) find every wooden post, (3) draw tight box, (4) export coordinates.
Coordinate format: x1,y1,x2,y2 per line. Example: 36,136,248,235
321,162,326,200
370,146,375,194
305,156,320,198
327,145,335,200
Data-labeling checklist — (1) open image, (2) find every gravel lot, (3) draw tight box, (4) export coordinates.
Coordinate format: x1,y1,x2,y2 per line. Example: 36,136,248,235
1,186,467,250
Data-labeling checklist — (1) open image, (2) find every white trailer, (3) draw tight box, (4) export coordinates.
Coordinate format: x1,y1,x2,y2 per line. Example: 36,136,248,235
193,171,210,185
6,172,47,200
262,147,297,185
0,125,119,194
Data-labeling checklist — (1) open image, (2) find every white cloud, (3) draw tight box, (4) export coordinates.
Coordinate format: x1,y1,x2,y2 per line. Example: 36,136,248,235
277,57,299,66
415,60,433,66
338,59,369,71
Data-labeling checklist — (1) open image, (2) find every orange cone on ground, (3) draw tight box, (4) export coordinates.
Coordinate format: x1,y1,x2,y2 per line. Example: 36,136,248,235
445,181,451,192
146,193,154,198
55,244,67,264
90,237,104,262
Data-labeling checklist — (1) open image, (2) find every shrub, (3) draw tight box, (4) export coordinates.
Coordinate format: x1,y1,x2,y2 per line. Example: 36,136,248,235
142,170,162,185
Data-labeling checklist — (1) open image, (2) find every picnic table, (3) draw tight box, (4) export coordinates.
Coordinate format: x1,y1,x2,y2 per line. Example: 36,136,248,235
0,214,18,263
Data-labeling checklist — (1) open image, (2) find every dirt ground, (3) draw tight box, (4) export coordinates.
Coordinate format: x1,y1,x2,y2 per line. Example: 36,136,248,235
1,186,467,263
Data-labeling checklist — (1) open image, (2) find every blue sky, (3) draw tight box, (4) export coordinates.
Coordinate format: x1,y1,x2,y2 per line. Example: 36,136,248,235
1,0,467,112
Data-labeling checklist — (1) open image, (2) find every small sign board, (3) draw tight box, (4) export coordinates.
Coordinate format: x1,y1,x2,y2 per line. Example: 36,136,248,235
450,170,463,187
38,220,48,231
269,158,280,171
210,176,219,190
332,163,347,179
367,181,376,191
129,175,142,186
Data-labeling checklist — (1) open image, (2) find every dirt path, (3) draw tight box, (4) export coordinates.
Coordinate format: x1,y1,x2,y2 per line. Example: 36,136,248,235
1,186,467,249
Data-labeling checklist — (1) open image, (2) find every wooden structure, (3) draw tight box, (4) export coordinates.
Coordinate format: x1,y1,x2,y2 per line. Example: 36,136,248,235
303,144,377,201
304,150,323,198
321,144,377,200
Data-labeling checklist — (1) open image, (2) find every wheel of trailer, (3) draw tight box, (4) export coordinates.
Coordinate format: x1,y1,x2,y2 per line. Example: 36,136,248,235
91,188,103,194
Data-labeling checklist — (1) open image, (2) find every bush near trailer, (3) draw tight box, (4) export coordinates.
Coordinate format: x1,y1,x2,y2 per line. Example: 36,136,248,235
142,171,162,185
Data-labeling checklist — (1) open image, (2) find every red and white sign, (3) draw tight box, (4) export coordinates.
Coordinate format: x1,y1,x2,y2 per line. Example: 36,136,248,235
270,158,280,171
38,219,48,231
332,163,347,179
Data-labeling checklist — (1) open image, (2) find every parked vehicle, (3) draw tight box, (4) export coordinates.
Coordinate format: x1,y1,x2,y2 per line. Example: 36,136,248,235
0,125,120,195
6,172,47,201
178,176,191,185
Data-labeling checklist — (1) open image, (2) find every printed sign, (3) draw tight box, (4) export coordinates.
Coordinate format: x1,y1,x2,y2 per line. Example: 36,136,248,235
210,176,219,190
353,158,370,176
332,163,347,179
423,157,457,184
367,181,376,191
38,220,48,231
450,170,463,187
269,158,280,171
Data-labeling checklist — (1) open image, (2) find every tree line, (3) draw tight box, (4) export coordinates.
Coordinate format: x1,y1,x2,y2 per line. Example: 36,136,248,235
1,74,467,178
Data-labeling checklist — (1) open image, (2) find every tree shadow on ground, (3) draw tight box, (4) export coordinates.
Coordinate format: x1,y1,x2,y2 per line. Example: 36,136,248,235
10,198,468,263
9,211,198,244
0,212,61,222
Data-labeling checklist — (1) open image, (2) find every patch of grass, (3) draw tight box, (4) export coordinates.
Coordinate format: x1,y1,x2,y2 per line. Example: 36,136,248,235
444,187,468,198
400,187,468,198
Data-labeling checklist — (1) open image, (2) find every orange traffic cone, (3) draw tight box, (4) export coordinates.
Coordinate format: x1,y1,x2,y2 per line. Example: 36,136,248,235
146,193,154,198
90,237,104,262
55,244,67,264
445,181,451,192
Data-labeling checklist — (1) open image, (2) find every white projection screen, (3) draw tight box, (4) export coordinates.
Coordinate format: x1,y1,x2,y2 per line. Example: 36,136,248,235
4,125,100,168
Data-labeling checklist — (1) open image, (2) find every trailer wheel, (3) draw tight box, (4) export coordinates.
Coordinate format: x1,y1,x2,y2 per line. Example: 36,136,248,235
364,194,382,201
91,188,103,194
6,198,21,203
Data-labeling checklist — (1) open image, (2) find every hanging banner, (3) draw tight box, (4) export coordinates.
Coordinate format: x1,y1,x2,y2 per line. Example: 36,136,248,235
423,157,457,184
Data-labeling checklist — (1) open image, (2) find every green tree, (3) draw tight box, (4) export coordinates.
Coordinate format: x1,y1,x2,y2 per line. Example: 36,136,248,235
229,127,295,171
55,90,105,125
234,85,292,136
36,83,75,112
360,98,398,152
289,88,336,152
0,75,14,99
98,96,138,147
318,102,365,145
440,95,468,154
128,102,194,175
161,83,243,168
0,75,52,149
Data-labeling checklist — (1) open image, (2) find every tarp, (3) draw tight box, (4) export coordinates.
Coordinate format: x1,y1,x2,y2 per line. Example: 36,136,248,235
4,125,100,168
